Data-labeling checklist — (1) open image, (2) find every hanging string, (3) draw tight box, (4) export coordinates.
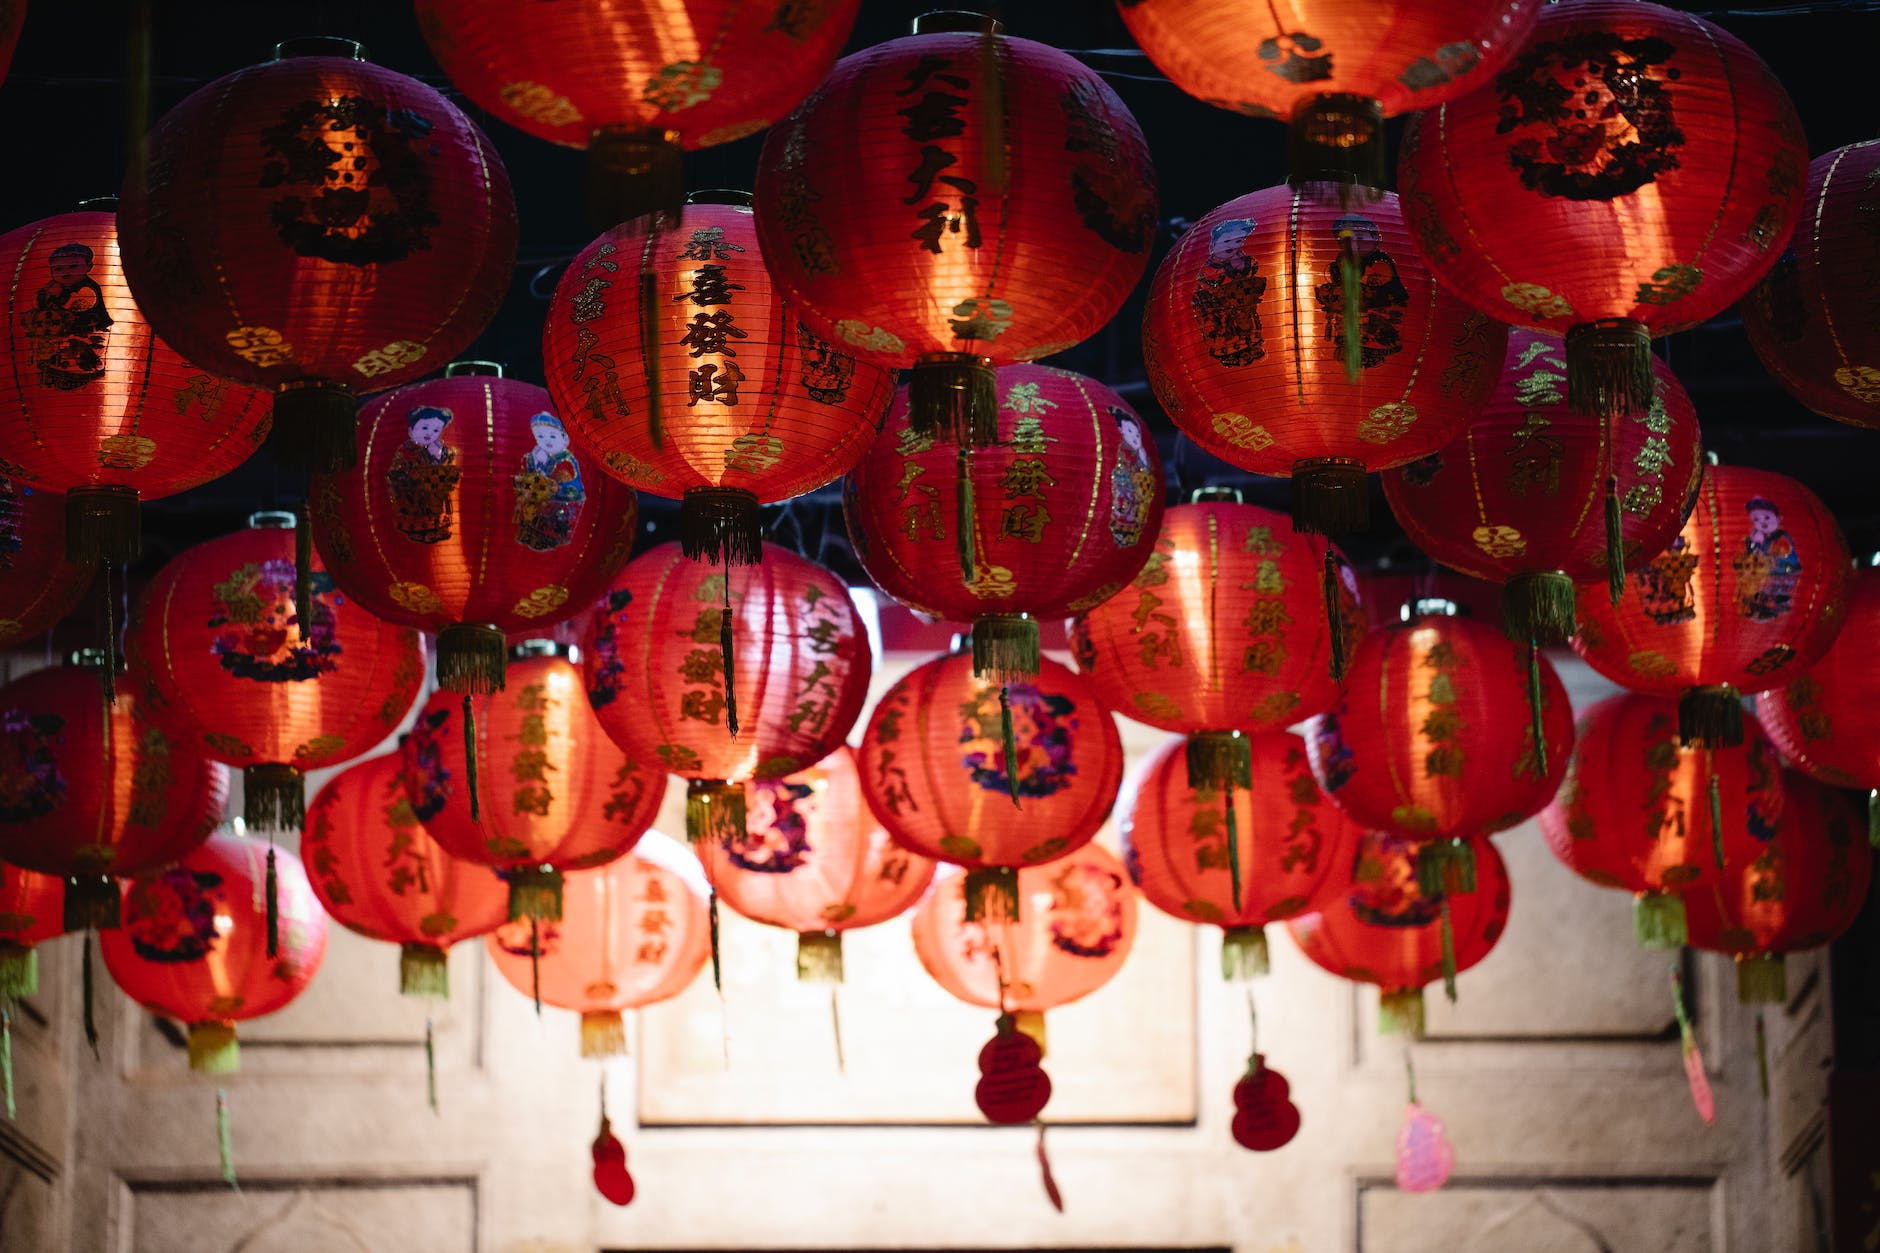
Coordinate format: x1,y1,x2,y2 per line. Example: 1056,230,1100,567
1526,637,1549,778
529,917,541,1016
720,569,738,739
425,1016,438,1115
1709,771,1725,869
708,889,723,994
1439,899,1458,1003
462,695,480,823
1245,983,1259,1060
82,927,99,1057
1404,1046,1418,1105
956,447,978,584
1323,546,1348,683
1868,789,1878,849
1604,471,1626,606
829,984,845,1074
265,841,279,959
216,1087,238,1189
640,217,664,450
1034,1121,1064,1212
1755,1012,1770,1099
100,563,117,706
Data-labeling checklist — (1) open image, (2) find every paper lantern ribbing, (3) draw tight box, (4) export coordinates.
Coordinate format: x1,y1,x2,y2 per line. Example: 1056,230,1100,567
417,0,861,225
1287,830,1510,1036
0,476,91,651
1538,693,1786,948
1382,329,1704,643
0,865,62,1005
1119,732,1363,979
1573,464,1850,749
754,16,1157,446
126,514,425,832
311,365,638,695
1760,567,1880,813
1398,0,1805,428
117,39,518,471
542,196,894,565
486,836,711,1058
1742,141,1880,430
1142,185,1506,534
846,363,1164,682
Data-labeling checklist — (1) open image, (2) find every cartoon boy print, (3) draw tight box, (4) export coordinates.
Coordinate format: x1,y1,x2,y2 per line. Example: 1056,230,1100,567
388,404,461,544
27,242,113,390
1193,216,1266,367
1734,495,1800,622
1314,215,1409,369
1638,534,1699,626
513,412,585,551
1107,405,1155,548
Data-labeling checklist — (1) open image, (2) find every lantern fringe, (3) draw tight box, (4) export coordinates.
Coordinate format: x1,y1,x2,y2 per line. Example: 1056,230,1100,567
1378,987,1426,1039
0,944,36,1004
435,624,507,695
972,614,1040,684
215,1087,237,1189
1323,547,1349,683
708,889,722,995
65,486,141,565
1013,1009,1047,1057
1736,953,1787,1004
1680,685,1745,750
399,943,451,999
999,684,1020,808
796,930,845,983
1502,572,1576,646
294,509,313,645
1709,771,1725,870
1287,93,1387,195
506,866,565,923
585,125,684,230
189,1021,240,1075
684,779,748,847
1439,898,1458,1003
242,764,304,834
955,447,978,585
964,865,1020,925
1415,838,1476,899
1337,225,1363,383
62,874,120,933
678,487,764,567
1634,891,1689,949
1187,731,1252,791
462,694,480,823
1566,319,1654,420
2,1009,12,1122
1604,473,1626,607
1036,1121,1065,1213
425,1017,438,1115
1220,926,1270,981
1525,637,1549,780
581,1011,628,1059
909,353,999,447
271,381,358,474
81,929,97,1056
1290,457,1369,536
1869,790,1879,849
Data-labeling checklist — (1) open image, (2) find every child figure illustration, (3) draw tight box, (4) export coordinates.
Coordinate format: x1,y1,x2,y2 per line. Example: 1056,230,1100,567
27,242,113,390
1733,496,1800,622
1107,405,1156,548
387,405,460,544
514,412,585,551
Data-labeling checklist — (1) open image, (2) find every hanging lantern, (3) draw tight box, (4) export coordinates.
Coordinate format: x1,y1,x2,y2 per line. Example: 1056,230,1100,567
310,363,638,696
846,363,1164,683
1742,141,1880,430
0,475,92,652
0,651,228,931
584,541,871,844
1119,731,1364,979
1537,693,1786,948
1685,770,1873,1003
486,835,711,1057
405,642,663,924
416,0,861,226
125,512,425,833
1397,0,1806,434
1573,464,1850,749
1117,0,1539,189
117,37,519,471
859,647,1124,920
1759,564,1880,833
753,14,1158,447
1142,185,1506,534
0,864,62,1006
302,751,508,998
543,193,894,566
1287,829,1511,1036
1381,328,1703,643
693,746,935,982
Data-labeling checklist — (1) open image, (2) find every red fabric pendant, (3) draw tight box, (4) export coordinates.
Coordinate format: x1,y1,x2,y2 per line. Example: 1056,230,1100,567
0,476,92,650
1231,1058,1302,1153
974,1017,1052,1125
1760,566,1880,793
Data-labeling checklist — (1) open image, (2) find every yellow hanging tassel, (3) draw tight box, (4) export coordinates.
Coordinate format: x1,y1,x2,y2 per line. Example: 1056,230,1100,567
1,1008,13,1122
425,1017,438,1115
1709,771,1724,870
708,890,723,994
100,563,117,707
82,928,98,1057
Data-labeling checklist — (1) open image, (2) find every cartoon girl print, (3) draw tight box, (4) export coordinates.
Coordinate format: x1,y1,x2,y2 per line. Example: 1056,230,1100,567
25,241,113,390
1107,405,1156,548
1314,215,1409,369
388,404,460,544
513,413,585,551
1733,496,1800,622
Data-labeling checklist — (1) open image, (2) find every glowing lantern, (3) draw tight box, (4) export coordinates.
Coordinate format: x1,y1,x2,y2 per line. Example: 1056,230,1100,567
0,475,92,652
0,864,62,1006
1759,565,1880,831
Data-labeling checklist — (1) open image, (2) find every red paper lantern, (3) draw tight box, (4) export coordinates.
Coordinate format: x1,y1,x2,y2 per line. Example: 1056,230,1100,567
1119,731,1364,978
694,746,935,980
1382,328,1703,644
0,209,273,563
311,364,638,694
0,653,228,929
846,363,1164,681
1538,693,1786,947
1287,829,1511,1036
1118,0,1539,188
125,512,426,831
1743,141,1880,430
417,0,861,225
0,864,62,1004
1142,185,1506,534
1573,464,1850,749
302,751,508,998
486,835,711,1057
1398,0,1805,429
1685,770,1873,1003
1760,566,1880,809
404,643,663,922
754,15,1158,446
117,38,518,471
583,541,871,844
859,648,1124,918
542,195,895,564
101,832,327,1072
0,475,91,652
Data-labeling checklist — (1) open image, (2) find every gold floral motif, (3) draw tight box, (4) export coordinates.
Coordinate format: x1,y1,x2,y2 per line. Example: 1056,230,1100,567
1015,341,1078,362
512,585,569,619
1251,691,1299,724
499,81,582,127
938,833,982,859
697,119,770,147
1021,836,1069,863
753,755,801,780
965,563,1016,598
1066,581,1123,612
1834,365,1880,403
1210,411,1273,453
1500,282,1574,320
295,734,345,763
1389,804,1438,834
1356,401,1417,444
949,296,1013,341
602,449,666,485
1635,263,1701,306
387,581,445,615
96,434,157,469
0,618,22,643
1132,691,1184,721
353,340,427,379
821,902,858,924
204,731,254,758
723,433,785,473
1472,524,1526,559
1182,898,1226,924
642,61,722,111
834,321,905,354
226,325,294,369
206,995,246,1017
1626,650,1679,679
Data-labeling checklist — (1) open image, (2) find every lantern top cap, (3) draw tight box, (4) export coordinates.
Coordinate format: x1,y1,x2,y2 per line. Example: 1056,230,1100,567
76,196,118,211
912,11,1003,35
66,647,111,671
687,189,754,207
444,360,505,378
1190,486,1243,504
1399,598,1463,622
272,36,367,62
248,511,297,531
511,640,578,663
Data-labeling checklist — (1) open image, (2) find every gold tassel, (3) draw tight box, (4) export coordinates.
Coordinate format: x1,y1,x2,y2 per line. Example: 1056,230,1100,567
1000,684,1020,807
1220,926,1269,981
796,930,845,983
270,380,358,473
1735,953,1787,1004
684,780,748,846
0,943,36,1004
64,486,141,565
1378,987,1426,1038
1565,318,1654,420
581,1011,628,1059
188,1021,240,1074
1323,547,1349,682
1287,92,1386,194
908,353,999,447
972,614,1040,683
584,125,684,230
242,764,304,834
400,943,451,999
1186,731,1252,791
294,507,313,642
506,866,565,922
434,624,507,695
1634,890,1688,949
1,1009,12,1122
1337,225,1362,382
1290,456,1369,536
1501,572,1577,647
462,695,479,824
425,1017,438,1115
1526,637,1549,780
264,842,279,959
1604,473,1626,607
955,447,977,585
963,866,1020,924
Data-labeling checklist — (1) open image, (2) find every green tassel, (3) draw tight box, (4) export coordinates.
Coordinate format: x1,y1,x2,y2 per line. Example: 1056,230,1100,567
82,929,98,1057
294,507,313,641
1755,1012,1769,1099
0,945,36,1003
265,842,279,960
720,584,738,740
963,866,1020,924
1378,987,1426,1038
462,695,480,824
1709,772,1724,870
1000,685,1020,808
1224,775,1242,915
425,1017,438,1115
399,944,451,999
1220,926,1269,981
1634,891,1689,949
1323,547,1348,683
1501,572,1577,646
908,354,999,447
529,917,541,1016
1338,227,1362,382
708,890,723,995
1736,953,1787,1004
1440,898,1458,1004
956,447,977,585
1605,473,1626,607
2,1009,13,1122
1416,838,1476,898
1869,790,1878,849
506,866,565,922
216,1088,237,1189
1527,637,1549,780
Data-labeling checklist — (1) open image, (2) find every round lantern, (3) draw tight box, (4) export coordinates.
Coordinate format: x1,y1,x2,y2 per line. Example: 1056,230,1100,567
486,834,711,1057
1118,0,1539,189
311,362,638,695
302,751,508,998
543,193,894,566
1686,771,1873,1003
417,0,861,226
117,38,519,471
1760,564,1880,818
1538,693,1786,948
1142,185,1507,534
694,746,935,981
1382,328,1703,643
858,647,1124,920
1287,829,1511,1036
0,475,92,652
1119,731,1364,979
846,362,1164,683
0,208,273,563
1573,464,1850,749
405,642,663,923
0,652,228,930
0,864,62,1006
102,832,327,1072
1742,141,1880,430
126,511,426,831
754,14,1158,446
584,541,871,844
1398,0,1806,427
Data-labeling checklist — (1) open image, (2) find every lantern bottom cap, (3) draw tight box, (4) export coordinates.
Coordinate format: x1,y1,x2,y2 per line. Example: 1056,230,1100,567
1378,987,1427,1039
679,487,764,568
970,614,1040,685
243,763,306,834
585,126,683,230
63,874,121,933
581,1010,628,1058
1290,457,1370,536
1221,926,1270,981
1287,93,1386,195
399,943,451,1000
909,354,1000,448
1565,319,1655,419
65,486,143,565
188,1021,240,1074
271,380,359,474
436,624,508,695
1502,572,1578,646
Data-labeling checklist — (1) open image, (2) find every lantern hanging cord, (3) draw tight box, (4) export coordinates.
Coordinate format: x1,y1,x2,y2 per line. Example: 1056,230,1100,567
1,1008,13,1122
216,1087,238,1190
529,917,541,1016
82,927,99,1057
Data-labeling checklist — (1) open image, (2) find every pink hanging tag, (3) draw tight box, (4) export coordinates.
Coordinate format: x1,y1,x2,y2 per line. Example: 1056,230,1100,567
1394,1103,1454,1193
